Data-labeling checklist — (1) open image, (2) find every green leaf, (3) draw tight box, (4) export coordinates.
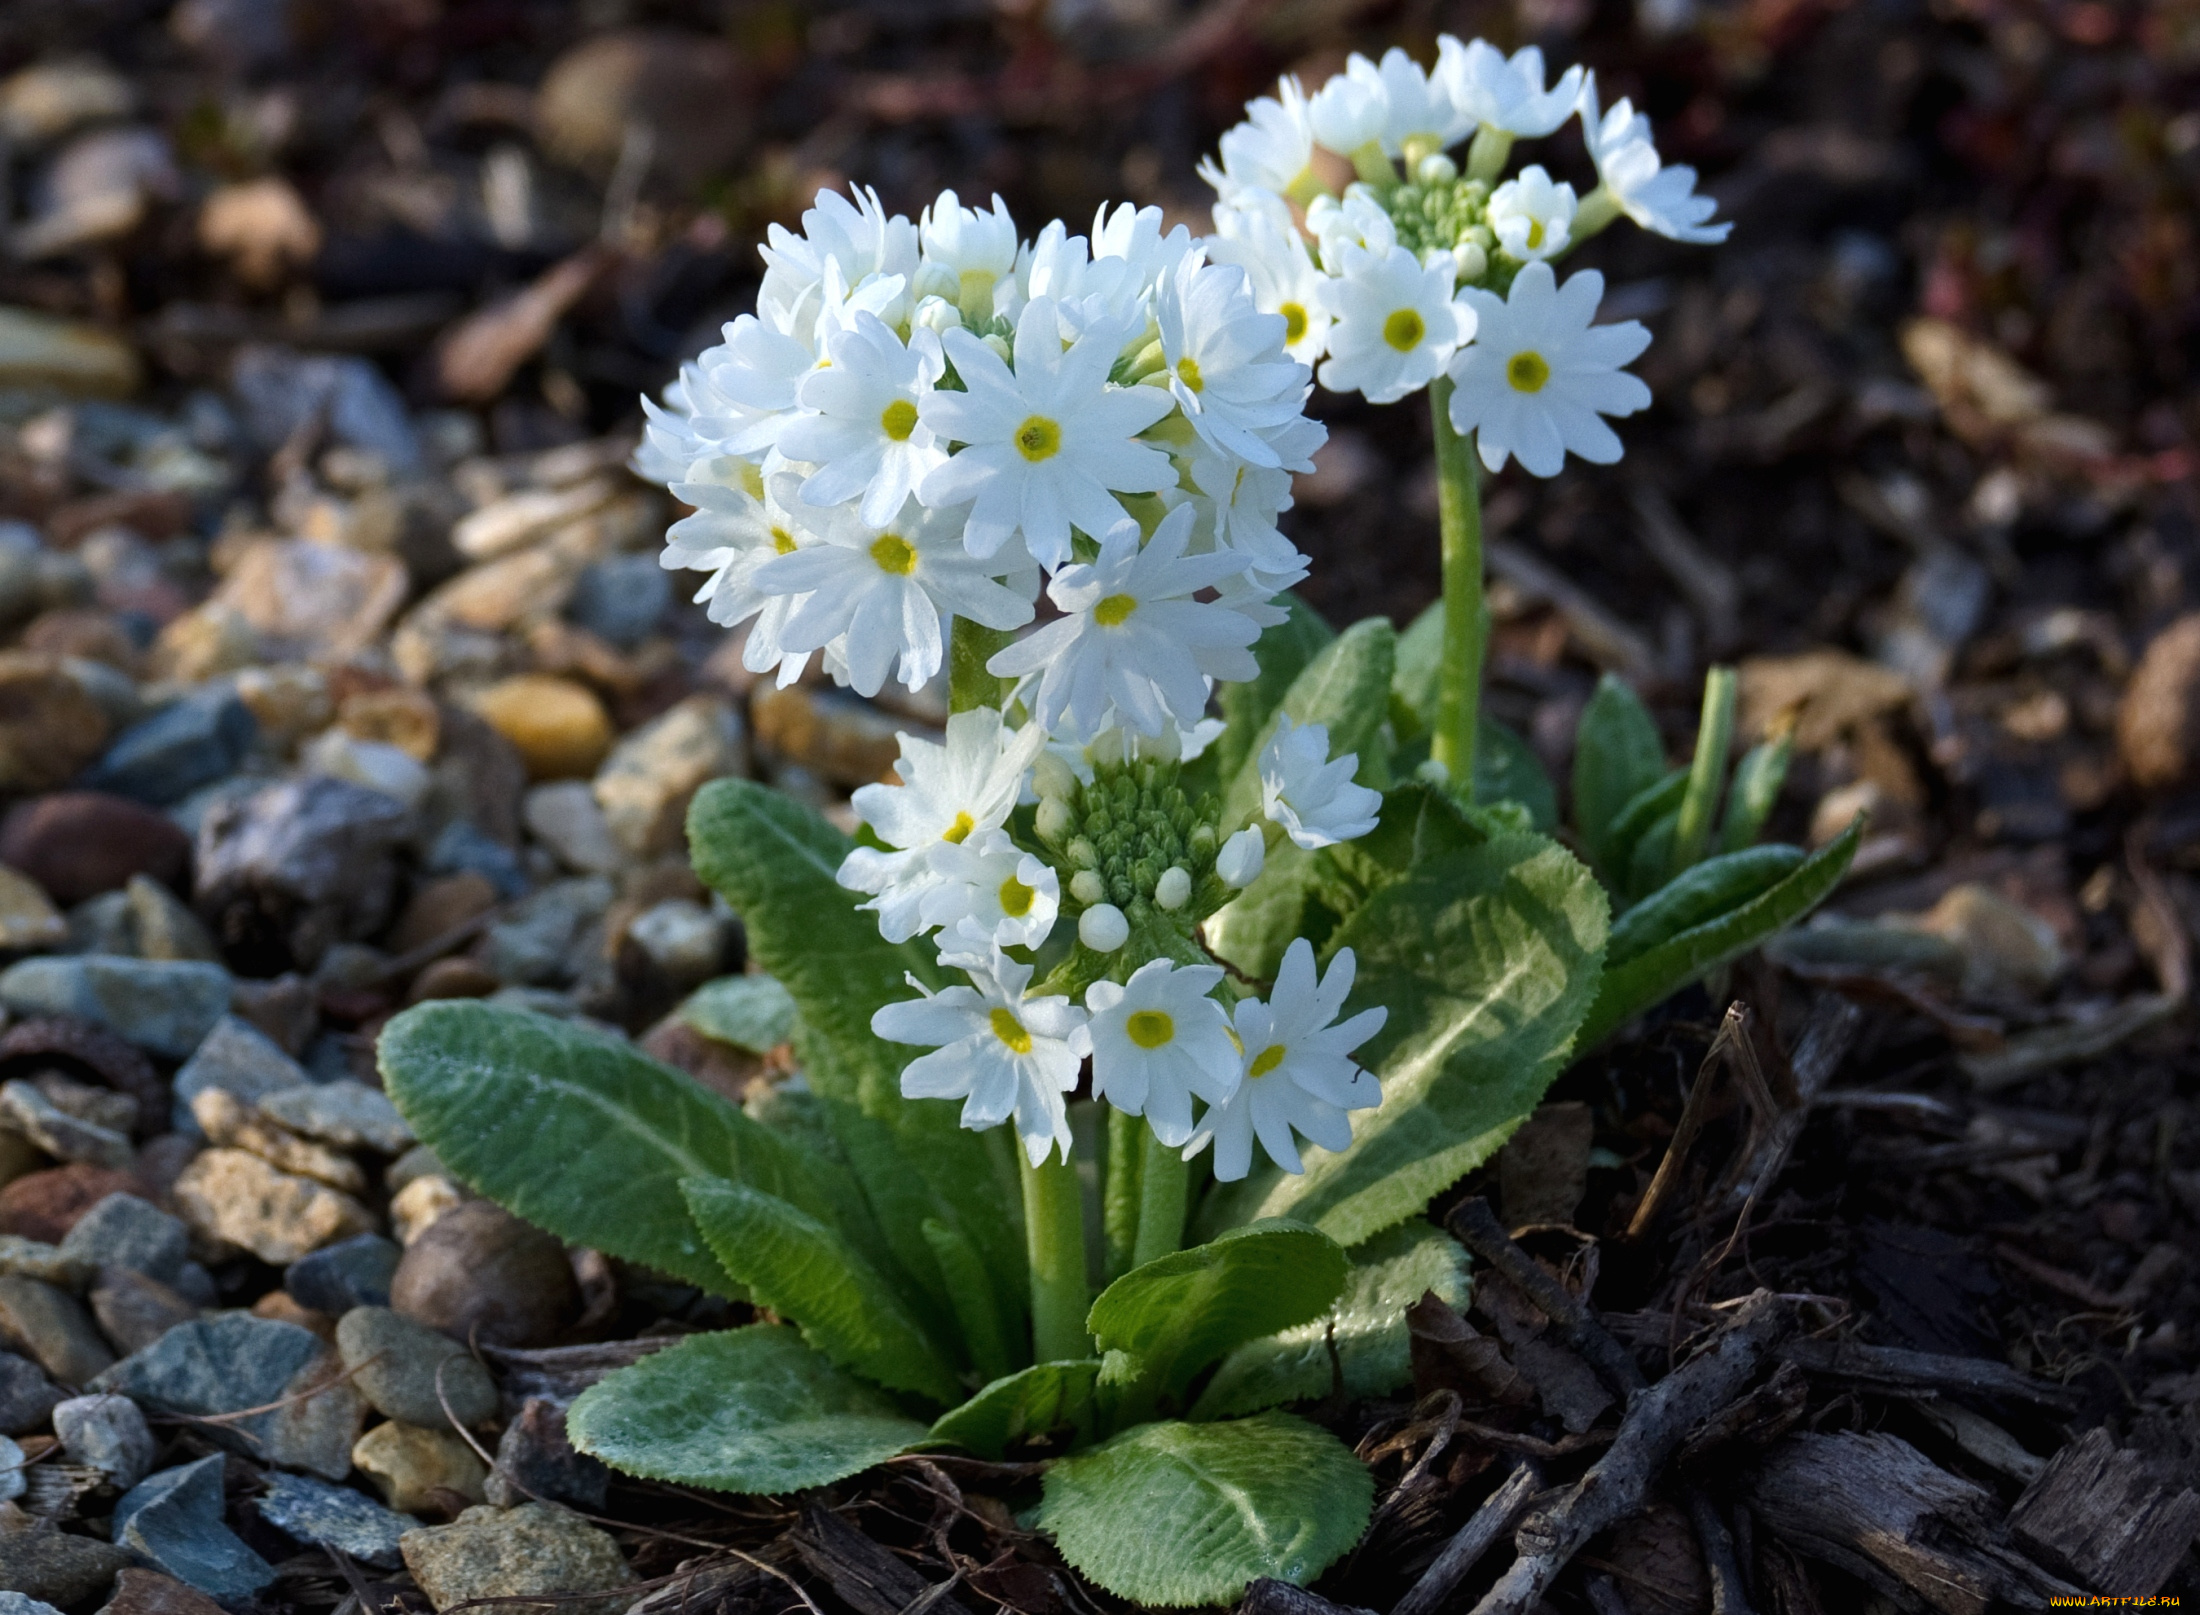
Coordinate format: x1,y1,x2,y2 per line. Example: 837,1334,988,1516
923,1219,1016,1385
1221,618,1397,831
927,1360,1105,1459
568,1326,926,1494
1577,820,1862,1051
1572,674,1667,866
1037,1412,1373,1606
1087,1221,1349,1412
677,974,797,1053
1390,601,1444,737
1200,831,1608,1247
1719,732,1794,853
1214,595,1336,788
681,1177,965,1405
379,1001,850,1294
1599,769,1687,897
1475,721,1558,832
1607,844,1807,968
1191,1223,1470,1420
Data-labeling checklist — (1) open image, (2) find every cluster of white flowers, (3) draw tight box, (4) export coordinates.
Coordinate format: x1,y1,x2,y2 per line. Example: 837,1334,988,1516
1200,37,1725,475
640,186,1391,1179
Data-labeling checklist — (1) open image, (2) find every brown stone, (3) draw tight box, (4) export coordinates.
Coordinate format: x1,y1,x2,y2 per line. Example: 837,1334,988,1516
20,608,140,673
407,957,500,1003
2119,612,2200,793
339,686,441,761
1,1503,135,1603
750,684,904,788
212,539,409,661
471,675,614,781
537,30,750,187
431,704,528,844
638,1017,764,1108
0,1021,169,1140
389,873,498,956
391,1199,579,1349
251,1289,336,1341
0,792,191,905
0,653,112,794
0,1165,145,1243
98,1568,229,1615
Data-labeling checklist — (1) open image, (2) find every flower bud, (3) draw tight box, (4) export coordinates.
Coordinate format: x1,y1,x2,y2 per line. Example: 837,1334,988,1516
913,295,963,334
1415,152,1459,185
1067,837,1098,869
1035,797,1075,844
1078,903,1130,952
1070,870,1107,906
1154,866,1192,911
1217,826,1265,889
1455,242,1489,282
1031,750,1079,800
982,332,1013,363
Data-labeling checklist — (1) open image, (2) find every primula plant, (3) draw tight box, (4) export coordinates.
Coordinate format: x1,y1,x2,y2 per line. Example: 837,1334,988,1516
380,37,1857,1609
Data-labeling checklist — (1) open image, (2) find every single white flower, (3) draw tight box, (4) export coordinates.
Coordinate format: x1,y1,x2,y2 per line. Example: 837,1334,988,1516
1188,444,1305,588
634,366,708,482
1433,38,1584,138
1085,959,1238,1147
1206,198,1333,365
1198,76,1317,201
1372,46,1472,157
1579,78,1732,245
1156,256,1308,468
919,296,1177,569
1487,165,1577,262
1079,903,1130,952
758,185,920,339
1216,825,1265,888
839,709,1048,942
1447,261,1652,476
925,828,1061,964
873,950,1089,1165
1261,715,1381,848
1307,54,1391,156
1187,939,1386,1179
661,468,817,686
1305,187,1398,273
988,505,1258,742
1092,201,1198,295
779,313,948,526
1316,243,1473,404
917,189,1021,314
749,496,1035,697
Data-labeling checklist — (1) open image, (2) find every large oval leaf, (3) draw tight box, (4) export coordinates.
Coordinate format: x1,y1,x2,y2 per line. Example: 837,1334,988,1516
568,1326,927,1494
1037,1412,1373,1606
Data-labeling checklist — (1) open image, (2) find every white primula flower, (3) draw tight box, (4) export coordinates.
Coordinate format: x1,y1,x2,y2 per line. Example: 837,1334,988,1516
917,189,1022,314
873,950,1089,1165
779,313,949,526
1216,825,1265,888
1305,187,1398,272
924,828,1061,964
1156,256,1308,468
988,505,1258,742
1187,939,1387,1180
1579,78,1732,244
661,469,817,686
1307,54,1391,156
1085,959,1238,1147
635,365,707,482
839,709,1048,942
1198,76,1317,201
919,296,1177,569
1317,243,1472,404
1092,201,1198,295
1434,38,1584,138
758,185,920,338
1261,715,1381,847
1188,445,1304,587
1372,46,1472,157
1447,262,1652,476
1487,165,1577,262
1206,199,1333,365
749,496,1036,697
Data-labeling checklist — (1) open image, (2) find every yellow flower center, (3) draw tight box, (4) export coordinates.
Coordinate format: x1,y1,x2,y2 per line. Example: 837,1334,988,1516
869,533,918,575
990,1007,1033,1054
1094,594,1138,627
1280,302,1308,345
998,875,1036,918
1383,308,1426,352
770,525,798,554
737,461,766,499
1126,1010,1174,1050
1249,1044,1286,1079
941,811,976,844
1015,415,1062,462
1525,218,1546,250
1175,356,1204,393
879,398,920,442
1507,350,1551,393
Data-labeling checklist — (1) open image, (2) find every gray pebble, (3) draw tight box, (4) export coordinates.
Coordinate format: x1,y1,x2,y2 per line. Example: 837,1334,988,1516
254,1472,410,1570
0,1275,114,1384
113,1455,275,1603
284,1234,400,1315
59,1195,189,1285
335,1306,498,1429
53,1393,155,1489
0,957,231,1062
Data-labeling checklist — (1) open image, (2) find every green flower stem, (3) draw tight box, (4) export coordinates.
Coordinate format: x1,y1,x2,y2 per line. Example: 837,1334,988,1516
1131,1128,1188,1269
950,619,1015,715
1021,1147,1092,1362
1102,1105,1144,1284
1349,142,1398,189
1670,665,1738,878
1427,376,1486,797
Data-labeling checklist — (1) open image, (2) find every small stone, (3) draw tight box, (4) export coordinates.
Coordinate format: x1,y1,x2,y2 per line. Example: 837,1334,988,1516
285,1234,400,1315
226,975,317,1057
15,127,179,259
170,1149,374,1265
194,777,413,976
0,794,190,906
0,1589,55,1615
256,1082,412,1155
122,877,218,964
113,1456,275,1603
0,1167,144,1244
64,891,133,957
0,1439,20,1504
58,1195,187,1284
88,1266,199,1355
0,1021,166,1137
565,555,670,649
471,676,613,781
196,177,321,289
337,1307,498,1429
189,1089,364,1193
391,1200,579,1348
592,696,748,859
95,1569,225,1615
1899,882,2066,1001
523,782,625,875
171,1016,308,1133
424,820,529,901
0,1352,60,1434
390,1177,464,1246
0,1138,39,1194
407,958,499,1004
0,1502,134,1601
338,687,441,762
0,308,139,398
387,874,499,957
750,684,902,788
145,605,260,686
0,60,136,146
400,1502,634,1615
52,1393,153,1488
0,1275,114,1383
2119,612,2200,793
0,870,63,952
230,346,421,475
23,1074,135,1137
352,1421,488,1513
231,665,333,755
427,711,528,851
620,900,733,992
451,481,618,563
300,729,432,811
82,690,255,808
0,1081,131,1170
536,29,748,186
483,877,612,987
485,1399,608,1511
0,959,230,1062
92,1314,365,1480
385,1145,444,1193
254,1472,409,1571
251,1291,333,1340
0,654,114,794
